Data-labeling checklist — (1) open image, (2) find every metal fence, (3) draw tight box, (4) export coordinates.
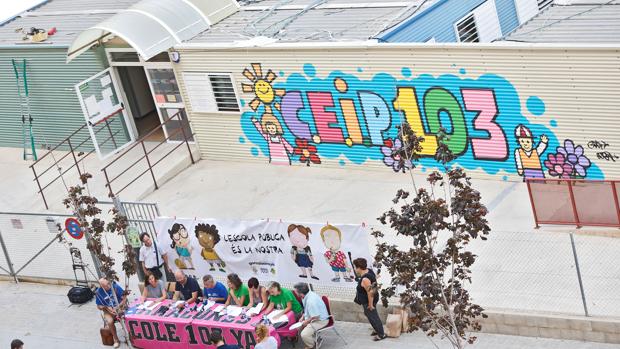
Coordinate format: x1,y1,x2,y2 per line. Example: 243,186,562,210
0,211,98,283
527,178,620,228
1,209,619,319
0,200,160,285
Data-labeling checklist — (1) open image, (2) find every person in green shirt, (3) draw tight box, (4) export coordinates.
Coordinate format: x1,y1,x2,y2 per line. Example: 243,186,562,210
265,281,303,320
224,273,250,307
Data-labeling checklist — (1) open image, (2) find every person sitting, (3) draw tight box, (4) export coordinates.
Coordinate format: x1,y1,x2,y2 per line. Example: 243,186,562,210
140,272,167,303
294,282,330,349
172,270,202,308
202,274,228,304
209,331,240,349
265,281,303,320
95,278,127,348
224,273,250,307
248,277,269,307
254,324,278,349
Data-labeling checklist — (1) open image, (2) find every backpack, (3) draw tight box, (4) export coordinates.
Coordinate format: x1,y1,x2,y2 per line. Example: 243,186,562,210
68,286,94,304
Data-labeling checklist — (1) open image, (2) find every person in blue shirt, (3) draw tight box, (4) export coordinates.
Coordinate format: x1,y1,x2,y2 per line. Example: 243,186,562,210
294,282,330,349
209,331,240,349
202,274,228,303
96,278,127,348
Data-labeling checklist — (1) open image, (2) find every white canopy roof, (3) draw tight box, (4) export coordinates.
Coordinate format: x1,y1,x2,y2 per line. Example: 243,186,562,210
67,0,239,62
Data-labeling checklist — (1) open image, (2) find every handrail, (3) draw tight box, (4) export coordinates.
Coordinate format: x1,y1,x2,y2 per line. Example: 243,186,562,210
30,121,125,209
102,111,195,197
101,110,185,172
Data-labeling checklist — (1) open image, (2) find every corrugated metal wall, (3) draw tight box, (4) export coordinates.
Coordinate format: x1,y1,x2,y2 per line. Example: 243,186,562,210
172,45,620,180
0,47,107,149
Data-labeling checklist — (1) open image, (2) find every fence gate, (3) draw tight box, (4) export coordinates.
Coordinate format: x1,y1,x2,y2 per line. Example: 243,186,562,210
114,200,162,281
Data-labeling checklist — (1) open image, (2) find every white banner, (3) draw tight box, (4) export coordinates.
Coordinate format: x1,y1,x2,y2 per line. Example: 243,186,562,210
154,217,372,287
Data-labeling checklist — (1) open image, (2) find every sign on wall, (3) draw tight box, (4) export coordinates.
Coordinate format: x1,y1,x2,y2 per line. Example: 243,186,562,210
155,217,371,286
238,62,605,181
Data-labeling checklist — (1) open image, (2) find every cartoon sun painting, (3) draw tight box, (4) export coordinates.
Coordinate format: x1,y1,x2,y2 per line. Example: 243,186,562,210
241,63,286,113
243,63,294,165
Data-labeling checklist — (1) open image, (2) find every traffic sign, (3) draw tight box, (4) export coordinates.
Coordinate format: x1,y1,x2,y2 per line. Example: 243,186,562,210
65,218,84,239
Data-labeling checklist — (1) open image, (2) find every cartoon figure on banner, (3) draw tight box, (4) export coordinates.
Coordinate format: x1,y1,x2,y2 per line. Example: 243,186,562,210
320,225,354,282
251,114,294,165
288,224,319,280
168,223,194,270
194,223,226,272
514,124,548,181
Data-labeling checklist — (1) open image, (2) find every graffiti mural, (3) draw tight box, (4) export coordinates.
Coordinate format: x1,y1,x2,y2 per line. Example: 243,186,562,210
239,63,604,179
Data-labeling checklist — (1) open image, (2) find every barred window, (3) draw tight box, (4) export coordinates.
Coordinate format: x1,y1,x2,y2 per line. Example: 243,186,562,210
456,13,479,43
208,74,240,112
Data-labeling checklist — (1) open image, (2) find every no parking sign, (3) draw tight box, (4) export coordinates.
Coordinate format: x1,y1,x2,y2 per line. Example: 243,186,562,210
65,218,83,240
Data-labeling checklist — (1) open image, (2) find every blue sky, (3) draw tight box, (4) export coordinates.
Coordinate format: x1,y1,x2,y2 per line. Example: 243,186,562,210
0,0,46,24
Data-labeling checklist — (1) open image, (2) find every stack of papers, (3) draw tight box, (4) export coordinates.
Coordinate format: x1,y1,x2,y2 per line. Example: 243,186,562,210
226,306,243,317
213,305,225,313
289,322,303,330
267,311,289,324
247,303,263,316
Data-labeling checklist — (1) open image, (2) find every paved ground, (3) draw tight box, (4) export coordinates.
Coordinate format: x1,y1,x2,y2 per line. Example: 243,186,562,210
1,281,619,349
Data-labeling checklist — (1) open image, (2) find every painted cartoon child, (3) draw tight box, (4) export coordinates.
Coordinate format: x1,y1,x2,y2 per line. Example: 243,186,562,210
251,113,293,165
168,223,194,270
320,225,353,282
288,224,319,280
194,223,226,272
514,124,548,181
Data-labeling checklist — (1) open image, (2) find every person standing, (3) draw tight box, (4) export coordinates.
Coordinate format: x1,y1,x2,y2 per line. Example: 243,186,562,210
294,282,329,349
353,258,386,341
139,233,169,280
95,278,127,348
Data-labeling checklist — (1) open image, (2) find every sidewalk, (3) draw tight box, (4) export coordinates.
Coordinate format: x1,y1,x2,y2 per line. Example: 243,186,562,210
1,281,618,349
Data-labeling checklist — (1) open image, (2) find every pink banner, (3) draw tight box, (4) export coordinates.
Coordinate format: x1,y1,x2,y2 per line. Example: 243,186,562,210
125,300,283,349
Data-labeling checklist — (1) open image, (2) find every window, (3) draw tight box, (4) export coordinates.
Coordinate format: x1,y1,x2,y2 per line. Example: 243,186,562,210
208,75,240,112
109,51,140,62
537,0,553,10
182,72,239,113
455,13,479,42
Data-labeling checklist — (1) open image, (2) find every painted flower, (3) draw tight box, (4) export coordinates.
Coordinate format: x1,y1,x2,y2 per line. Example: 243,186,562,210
544,153,573,179
381,138,412,173
293,138,321,166
556,139,591,177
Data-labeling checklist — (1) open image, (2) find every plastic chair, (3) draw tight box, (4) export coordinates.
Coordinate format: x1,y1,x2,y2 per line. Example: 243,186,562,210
313,296,347,348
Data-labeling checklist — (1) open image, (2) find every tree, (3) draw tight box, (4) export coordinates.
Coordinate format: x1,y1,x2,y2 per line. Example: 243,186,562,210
372,125,490,348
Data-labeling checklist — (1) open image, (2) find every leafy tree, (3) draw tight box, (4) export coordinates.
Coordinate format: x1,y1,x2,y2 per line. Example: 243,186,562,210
62,173,138,284
373,125,490,348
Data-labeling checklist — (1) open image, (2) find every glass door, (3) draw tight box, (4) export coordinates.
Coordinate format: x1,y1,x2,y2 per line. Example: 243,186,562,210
144,68,193,142
75,68,134,159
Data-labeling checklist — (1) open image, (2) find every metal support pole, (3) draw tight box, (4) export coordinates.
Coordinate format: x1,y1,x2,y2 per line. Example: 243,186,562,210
526,180,540,229
177,112,195,165
570,233,589,317
0,229,18,283
141,141,158,190
610,181,620,227
68,138,82,178
31,165,48,210
567,181,581,228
